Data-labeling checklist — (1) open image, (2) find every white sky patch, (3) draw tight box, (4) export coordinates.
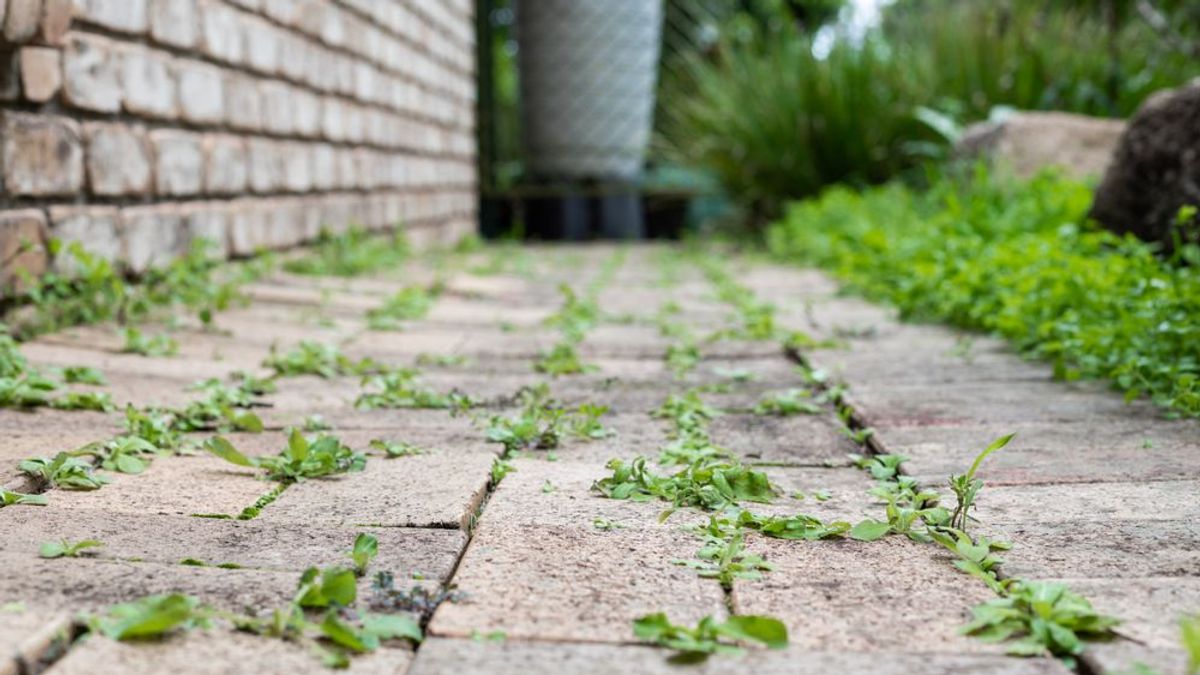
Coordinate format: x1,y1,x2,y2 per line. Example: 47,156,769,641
812,0,893,58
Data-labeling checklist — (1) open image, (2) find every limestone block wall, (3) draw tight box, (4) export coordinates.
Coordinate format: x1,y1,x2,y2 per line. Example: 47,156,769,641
0,0,477,288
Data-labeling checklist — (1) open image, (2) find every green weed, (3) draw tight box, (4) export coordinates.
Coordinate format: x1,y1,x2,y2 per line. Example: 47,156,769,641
534,342,595,376
1183,615,1200,674
369,439,426,458
348,534,378,576
206,430,366,483
120,327,178,357
264,341,373,379
948,434,1014,534
283,227,410,277
768,170,1200,417
39,539,103,559
87,594,211,641
0,488,47,507
19,453,109,490
367,284,439,330
962,580,1119,665
61,366,106,385
753,388,821,416
674,531,773,590
665,342,701,378
633,613,787,659
356,370,473,410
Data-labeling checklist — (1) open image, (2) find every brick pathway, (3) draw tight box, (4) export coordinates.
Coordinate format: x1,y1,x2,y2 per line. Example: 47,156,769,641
1,245,1195,674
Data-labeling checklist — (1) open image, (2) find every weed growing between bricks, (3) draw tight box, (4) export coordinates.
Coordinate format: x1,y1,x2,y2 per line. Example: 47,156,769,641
773,293,1127,667
534,250,627,377
68,535,423,668
7,239,267,340
653,255,1128,667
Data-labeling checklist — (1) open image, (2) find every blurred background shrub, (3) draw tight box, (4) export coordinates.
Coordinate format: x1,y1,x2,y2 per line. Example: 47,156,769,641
656,0,1200,230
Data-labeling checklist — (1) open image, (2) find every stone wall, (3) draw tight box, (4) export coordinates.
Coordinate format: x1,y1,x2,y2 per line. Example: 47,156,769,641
0,0,477,288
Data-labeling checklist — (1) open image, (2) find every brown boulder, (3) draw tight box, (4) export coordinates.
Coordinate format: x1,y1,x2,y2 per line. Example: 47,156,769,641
956,111,1125,180
1090,80,1200,252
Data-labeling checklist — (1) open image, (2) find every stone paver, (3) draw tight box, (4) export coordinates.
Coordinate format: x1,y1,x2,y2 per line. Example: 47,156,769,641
258,453,494,530
48,630,412,675
408,639,1071,675
427,523,728,643
0,243,1188,674
733,536,998,653
3,508,464,579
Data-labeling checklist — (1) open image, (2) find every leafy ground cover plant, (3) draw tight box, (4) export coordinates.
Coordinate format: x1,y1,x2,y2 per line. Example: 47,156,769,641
39,538,103,559
206,430,367,483
768,170,1200,417
633,613,787,660
283,227,410,277
962,580,1119,666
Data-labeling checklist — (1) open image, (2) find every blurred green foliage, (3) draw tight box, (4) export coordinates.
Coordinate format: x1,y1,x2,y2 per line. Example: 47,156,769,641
658,0,1200,224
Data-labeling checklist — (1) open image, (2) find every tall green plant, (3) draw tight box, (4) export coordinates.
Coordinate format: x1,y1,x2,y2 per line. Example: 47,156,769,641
659,30,932,225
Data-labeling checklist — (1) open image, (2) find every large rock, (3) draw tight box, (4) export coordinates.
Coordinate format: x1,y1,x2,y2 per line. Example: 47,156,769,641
957,111,1125,180
1090,81,1200,252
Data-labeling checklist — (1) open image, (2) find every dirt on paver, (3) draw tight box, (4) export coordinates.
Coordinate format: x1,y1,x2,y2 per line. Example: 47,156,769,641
0,244,1193,675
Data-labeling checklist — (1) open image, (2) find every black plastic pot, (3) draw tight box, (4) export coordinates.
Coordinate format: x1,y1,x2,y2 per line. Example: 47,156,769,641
524,195,590,241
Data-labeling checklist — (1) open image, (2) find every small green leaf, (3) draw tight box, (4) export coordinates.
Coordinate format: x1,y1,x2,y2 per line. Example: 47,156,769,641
850,519,891,542
205,437,256,467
